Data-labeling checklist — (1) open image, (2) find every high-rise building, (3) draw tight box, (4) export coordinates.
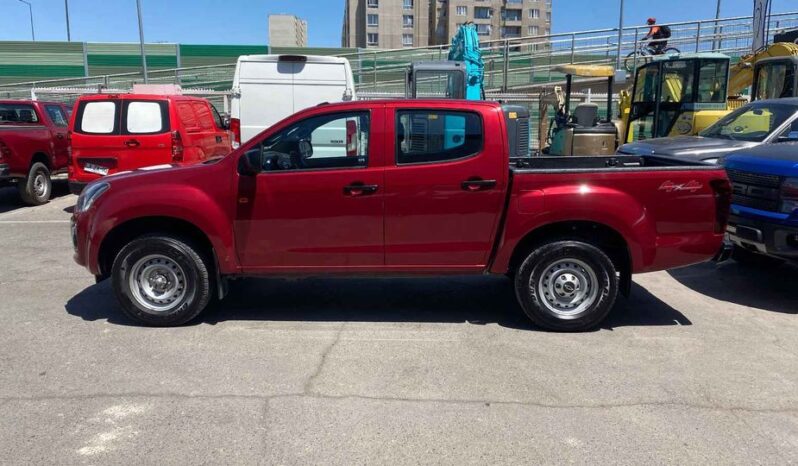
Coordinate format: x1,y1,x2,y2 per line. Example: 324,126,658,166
342,0,551,49
269,14,308,47
342,0,430,49
430,0,552,45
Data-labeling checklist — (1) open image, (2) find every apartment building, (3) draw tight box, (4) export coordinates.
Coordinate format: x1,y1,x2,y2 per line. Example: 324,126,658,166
342,0,551,49
269,14,309,47
342,0,432,49
430,0,552,45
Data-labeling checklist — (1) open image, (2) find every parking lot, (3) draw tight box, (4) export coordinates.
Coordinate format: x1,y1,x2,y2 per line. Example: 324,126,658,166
0,185,797,464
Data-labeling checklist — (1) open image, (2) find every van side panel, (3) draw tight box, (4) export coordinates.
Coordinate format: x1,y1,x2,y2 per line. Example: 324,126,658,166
233,56,354,144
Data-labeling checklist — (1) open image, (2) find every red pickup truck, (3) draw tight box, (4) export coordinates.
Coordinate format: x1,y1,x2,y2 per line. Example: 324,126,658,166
0,100,71,205
72,100,731,331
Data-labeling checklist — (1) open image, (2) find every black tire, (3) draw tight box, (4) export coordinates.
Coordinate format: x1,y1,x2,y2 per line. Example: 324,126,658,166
514,240,618,332
111,235,212,326
662,47,680,55
18,162,52,205
731,246,782,267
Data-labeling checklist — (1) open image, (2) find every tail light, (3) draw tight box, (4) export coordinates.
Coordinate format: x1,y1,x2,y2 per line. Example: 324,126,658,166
711,178,732,234
0,138,11,162
171,130,184,162
780,178,798,214
346,120,357,156
230,118,241,148
66,131,73,164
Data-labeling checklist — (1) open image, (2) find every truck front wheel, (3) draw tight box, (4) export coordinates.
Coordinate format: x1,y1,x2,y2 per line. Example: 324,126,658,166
18,162,52,205
111,235,212,326
514,240,618,332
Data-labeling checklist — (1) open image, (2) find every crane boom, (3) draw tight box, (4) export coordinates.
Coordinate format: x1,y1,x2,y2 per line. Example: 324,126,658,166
447,23,484,100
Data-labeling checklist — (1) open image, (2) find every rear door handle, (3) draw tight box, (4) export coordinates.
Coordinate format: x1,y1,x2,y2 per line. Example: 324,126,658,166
343,182,379,197
124,139,140,148
461,178,497,191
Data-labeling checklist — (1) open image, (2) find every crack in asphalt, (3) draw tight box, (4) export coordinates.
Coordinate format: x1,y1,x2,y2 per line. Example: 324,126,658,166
302,322,346,394
1,392,796,416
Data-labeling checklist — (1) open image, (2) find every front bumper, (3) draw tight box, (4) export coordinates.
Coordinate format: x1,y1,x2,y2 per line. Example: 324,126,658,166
727,213,798,261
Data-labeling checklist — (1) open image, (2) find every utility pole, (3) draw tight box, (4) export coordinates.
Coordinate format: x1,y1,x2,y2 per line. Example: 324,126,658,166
18,0,35,41
713,0,722,51
615,0,624,70
136,0,149,83
65,0,71,41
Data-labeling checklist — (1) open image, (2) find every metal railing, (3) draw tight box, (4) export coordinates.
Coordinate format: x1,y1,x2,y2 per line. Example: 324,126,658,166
340,11,798,92
1,11,796,100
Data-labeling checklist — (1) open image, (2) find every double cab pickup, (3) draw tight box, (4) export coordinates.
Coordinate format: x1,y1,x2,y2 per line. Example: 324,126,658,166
0,100,71,205
72,100,731,331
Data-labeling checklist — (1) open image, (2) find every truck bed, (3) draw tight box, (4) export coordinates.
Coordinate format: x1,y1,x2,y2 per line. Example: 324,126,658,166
492,155,730,276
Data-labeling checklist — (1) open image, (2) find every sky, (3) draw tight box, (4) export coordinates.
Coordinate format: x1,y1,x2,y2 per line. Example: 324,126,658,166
0,0,796,46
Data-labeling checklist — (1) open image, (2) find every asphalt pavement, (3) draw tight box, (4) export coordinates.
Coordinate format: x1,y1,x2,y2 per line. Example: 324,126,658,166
0,185,796,464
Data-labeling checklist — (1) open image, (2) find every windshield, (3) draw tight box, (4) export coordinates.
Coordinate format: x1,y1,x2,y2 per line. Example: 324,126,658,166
699,103,796,142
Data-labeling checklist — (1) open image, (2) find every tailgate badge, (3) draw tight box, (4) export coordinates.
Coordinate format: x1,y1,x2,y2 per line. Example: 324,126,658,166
659,180,703,193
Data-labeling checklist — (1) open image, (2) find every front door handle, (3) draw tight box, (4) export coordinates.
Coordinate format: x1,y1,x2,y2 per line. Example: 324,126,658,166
124,139,140,148
343,182,379,197
215,135,223,143
461,178,497,191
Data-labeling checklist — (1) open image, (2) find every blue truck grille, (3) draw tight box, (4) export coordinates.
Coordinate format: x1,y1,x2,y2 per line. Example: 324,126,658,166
727,169,782,212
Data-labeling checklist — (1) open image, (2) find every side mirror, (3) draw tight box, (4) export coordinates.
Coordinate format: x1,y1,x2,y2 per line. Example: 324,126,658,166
221,114,231,130
238,149,262,176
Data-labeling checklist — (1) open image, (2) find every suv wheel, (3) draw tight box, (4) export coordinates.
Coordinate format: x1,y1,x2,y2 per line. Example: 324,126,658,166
514,240,618,332
112,235,212,326
18,162,52,205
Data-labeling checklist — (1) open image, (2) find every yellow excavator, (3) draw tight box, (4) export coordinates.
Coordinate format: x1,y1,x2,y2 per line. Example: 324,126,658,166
539,42,798,155
622,42,798,144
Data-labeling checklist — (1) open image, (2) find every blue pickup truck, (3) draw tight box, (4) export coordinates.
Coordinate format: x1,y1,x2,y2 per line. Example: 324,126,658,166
724,141,798,263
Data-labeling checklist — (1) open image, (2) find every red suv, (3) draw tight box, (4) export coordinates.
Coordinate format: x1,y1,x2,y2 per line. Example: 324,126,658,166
68,94,231,193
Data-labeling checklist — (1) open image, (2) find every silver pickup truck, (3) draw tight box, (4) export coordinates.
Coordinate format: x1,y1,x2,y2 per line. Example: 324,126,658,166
618,98,798,164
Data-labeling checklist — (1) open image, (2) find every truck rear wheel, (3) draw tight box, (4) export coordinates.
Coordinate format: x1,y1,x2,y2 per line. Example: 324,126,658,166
514,240,618,332
111,235,212,326
18,162,52,205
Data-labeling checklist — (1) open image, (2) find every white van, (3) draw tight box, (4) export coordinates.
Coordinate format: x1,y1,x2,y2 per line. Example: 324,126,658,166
230,54,356,153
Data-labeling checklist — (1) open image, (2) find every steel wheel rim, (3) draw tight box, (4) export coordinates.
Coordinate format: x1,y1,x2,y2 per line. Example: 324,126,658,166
33,172,48,198
536,258,599,317
128,254,187,314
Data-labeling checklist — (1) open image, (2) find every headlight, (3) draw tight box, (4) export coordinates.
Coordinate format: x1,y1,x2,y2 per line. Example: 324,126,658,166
780,178,798,214
75,182,110,213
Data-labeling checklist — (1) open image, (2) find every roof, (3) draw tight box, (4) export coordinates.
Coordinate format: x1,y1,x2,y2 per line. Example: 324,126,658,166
747,96,798,105
237,54,349,64
651,52,730,61
0,99,64,105
552,64,615,77
73,93,206,101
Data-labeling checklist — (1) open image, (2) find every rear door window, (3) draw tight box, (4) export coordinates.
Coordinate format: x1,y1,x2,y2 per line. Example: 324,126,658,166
124,101,169,134
77,101,119,134
44,105,68,127
396,110,483,164
191,102,215,131
0,103,40,124
176,102,200,133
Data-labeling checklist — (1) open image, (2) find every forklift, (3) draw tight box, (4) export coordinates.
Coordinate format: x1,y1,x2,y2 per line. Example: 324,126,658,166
542,65,620,156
